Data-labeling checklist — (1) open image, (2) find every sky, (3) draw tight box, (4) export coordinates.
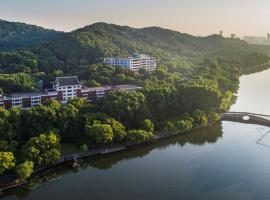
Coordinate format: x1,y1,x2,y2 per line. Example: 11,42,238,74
1,0,270,37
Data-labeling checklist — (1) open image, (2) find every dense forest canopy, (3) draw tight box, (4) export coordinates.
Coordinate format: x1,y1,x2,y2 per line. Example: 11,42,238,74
0,19,59,50
0,21,269,75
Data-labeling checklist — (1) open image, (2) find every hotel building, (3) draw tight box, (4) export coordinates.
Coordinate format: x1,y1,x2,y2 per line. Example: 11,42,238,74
104,53,156,71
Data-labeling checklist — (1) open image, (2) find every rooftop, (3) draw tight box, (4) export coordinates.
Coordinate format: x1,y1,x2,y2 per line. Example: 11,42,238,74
105,54,154,60
112,84,143,90
56,76,80,86
81,85,112,92
6,91,47,98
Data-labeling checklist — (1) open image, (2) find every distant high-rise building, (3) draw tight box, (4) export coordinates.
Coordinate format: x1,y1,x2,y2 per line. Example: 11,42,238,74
243,36,266,45
267,33,270,41
231,34,236,39
219,30,223,37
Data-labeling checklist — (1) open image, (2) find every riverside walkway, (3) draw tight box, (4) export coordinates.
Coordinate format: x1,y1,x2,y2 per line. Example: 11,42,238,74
221,112,270,127
2,111,270,194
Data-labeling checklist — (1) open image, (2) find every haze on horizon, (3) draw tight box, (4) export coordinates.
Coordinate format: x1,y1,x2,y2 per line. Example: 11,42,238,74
1,0,270,37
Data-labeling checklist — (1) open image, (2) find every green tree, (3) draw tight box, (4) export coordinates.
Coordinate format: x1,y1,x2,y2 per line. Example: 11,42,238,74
85,121,113,145
0,152,15,174
80,144,88,152
23,132,61,166
126,130,154,144
105,118,126,143
142,119,154,132
192,109,208,127
57,104,79,140
16,160,34,180
102,91,148,127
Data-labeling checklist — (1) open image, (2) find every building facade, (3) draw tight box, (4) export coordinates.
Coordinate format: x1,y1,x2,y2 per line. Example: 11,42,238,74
53,76,81,103
0,76,142,109
104,53,156,71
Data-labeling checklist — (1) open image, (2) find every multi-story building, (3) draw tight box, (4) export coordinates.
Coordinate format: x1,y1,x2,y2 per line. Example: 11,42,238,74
104,53,156,71
0,76,142,109
53,76,81,103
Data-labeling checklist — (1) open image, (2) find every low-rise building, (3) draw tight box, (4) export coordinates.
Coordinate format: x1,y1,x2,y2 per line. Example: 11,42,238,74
104,53,156,71
0,76,142,109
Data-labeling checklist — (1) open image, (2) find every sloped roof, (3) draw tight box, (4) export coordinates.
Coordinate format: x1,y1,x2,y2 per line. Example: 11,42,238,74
56,76,80,86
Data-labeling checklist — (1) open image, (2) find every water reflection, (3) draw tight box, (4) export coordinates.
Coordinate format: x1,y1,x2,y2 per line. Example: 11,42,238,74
230,68,270,114
83,123,223,170
2,122,223,200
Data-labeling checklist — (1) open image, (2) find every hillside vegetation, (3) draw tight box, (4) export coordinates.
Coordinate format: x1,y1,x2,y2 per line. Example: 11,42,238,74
1,21,270,178
0,19,59,50
0,22,269,76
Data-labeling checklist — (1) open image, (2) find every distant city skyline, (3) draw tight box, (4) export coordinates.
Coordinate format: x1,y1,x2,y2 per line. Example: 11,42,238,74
1,0,270,37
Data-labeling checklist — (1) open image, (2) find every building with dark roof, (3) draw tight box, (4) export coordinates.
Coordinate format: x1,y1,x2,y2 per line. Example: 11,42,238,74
55,76,80,86
0,76,142,109
53,76,81,103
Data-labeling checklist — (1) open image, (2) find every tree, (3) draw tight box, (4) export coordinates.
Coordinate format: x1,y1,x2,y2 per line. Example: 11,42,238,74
0,107,11,140
0,152,15,174
192,109,208,127
0,140,10,151
102,91,148,127
176,119,193,131
16,160,34,180
85,121,113,145
7,107,22,140
164,121,175,132
21,105,57,138
142,119,154,132
80,144,88,152
0,140,17,153
105,118,126,143
177,77,221,113
23,132,61,166
56,104,79,140
125,130,154,144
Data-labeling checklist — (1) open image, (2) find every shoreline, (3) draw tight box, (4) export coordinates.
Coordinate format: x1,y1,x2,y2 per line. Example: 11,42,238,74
0,119,220,194
2,111,270,194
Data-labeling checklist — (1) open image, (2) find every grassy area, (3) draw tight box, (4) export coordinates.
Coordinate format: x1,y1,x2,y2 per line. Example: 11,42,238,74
61,143,79,155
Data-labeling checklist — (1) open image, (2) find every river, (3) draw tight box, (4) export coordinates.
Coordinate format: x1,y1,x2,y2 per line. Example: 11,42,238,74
3,68,270,200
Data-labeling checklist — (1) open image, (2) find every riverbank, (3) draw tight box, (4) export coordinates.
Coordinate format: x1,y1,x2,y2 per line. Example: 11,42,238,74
4,109,270,194
0,118,220,194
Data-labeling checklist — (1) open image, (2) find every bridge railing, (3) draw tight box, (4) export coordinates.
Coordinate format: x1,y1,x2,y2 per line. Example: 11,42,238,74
225,112,270,118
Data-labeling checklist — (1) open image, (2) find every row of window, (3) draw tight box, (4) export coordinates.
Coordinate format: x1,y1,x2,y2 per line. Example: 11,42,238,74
58,85,80,90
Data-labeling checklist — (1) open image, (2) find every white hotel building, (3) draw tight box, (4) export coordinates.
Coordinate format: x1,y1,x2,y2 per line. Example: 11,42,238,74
104,54,157,71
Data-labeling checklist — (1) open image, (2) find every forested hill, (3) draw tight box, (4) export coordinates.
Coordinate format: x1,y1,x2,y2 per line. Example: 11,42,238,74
1,22,270,175
0,19,59,50
0,22,270,75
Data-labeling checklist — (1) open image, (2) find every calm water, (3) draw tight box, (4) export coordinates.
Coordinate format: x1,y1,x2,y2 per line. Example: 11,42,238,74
3,69,270,200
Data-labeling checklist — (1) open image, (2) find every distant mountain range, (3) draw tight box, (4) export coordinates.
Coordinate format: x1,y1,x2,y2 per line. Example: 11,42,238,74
0,19,269,74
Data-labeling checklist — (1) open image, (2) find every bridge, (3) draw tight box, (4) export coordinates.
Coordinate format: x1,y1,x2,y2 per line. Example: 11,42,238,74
221,112,270,127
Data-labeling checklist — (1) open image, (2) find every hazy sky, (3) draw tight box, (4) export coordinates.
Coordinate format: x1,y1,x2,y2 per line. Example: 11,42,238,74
1,0,270,37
